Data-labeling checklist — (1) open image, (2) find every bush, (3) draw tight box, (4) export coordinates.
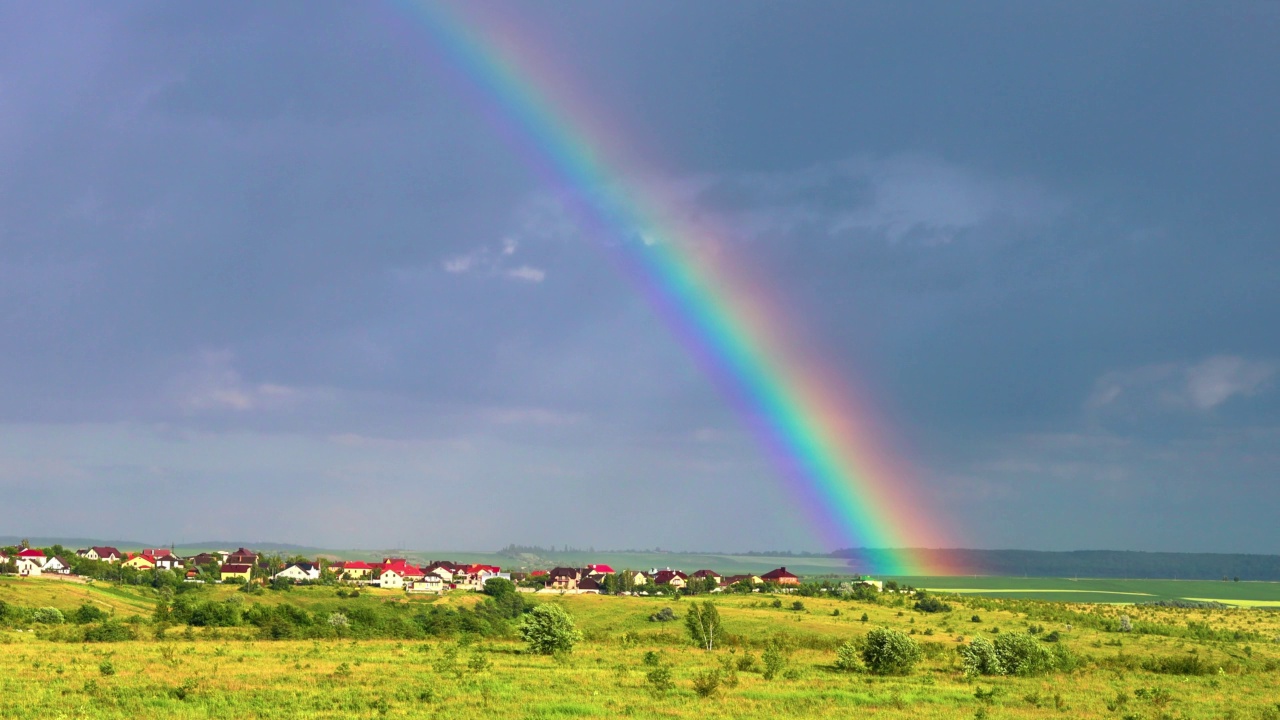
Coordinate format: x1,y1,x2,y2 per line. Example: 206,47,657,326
835,640,862,672
648,607,676,622
32,607,64,625
791,601,806,611
913,593,952,613
73,603,109,625
646,665,674,695
519,604,582,655
84,621,135,642
691,668,721,698
994,633,1056,676
861,627,922,675
762,641,787,680
1141,654,1211,676
960,636,1003,677
98,660,116,676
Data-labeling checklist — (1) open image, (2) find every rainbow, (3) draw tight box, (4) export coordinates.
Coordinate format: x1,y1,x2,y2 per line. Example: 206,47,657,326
389,2,958,575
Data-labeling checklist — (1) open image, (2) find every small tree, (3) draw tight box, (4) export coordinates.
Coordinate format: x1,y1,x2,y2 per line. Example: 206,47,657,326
861,627,921,675
1118,615,1132,633
960,636,1003,677
835,640,861,672
685,601,722,651
519,604,582,655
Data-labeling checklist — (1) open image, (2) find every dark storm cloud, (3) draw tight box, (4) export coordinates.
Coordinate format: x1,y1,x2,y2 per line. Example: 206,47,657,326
0,1,1276,552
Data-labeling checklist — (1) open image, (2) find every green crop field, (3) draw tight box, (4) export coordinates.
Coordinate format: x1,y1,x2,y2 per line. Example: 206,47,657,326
3,576,1280,718
905,576,1280,605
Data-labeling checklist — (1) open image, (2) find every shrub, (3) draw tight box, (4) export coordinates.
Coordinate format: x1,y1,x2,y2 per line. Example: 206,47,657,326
519,604,582,655
646,665,674,695
861,627,922,675
913,593,952,613
791,601,806,611
1118,615,1133,632
860,613,869,623
1141,654,1211,675
993,633,1056,676
73,603,109,624
98,660,116,676
84,622,135,642
33,607,64,625
835,640,861,672
691,668,721,698
971,614,982,622
642,651,661,667
648,607,676,622
762,641,787,680
735,652,757,672
960,637,1003,677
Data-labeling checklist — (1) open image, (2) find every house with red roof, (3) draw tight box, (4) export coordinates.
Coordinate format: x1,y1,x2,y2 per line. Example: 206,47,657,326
142,549,184,570
761,567,801,586
548,567,581,590
15,549,45,577
220,563,253,583
585,564,615,575
76,546,122,563
331,560,373,581
652,569,688,589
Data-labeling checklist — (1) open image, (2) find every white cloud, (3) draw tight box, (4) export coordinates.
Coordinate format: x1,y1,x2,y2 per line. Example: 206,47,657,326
1087,355,1276,414
170,350,307,413
505,265,545,282
439,236,544,283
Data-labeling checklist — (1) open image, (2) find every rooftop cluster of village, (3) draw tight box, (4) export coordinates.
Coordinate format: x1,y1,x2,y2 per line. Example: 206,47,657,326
1,543,882,595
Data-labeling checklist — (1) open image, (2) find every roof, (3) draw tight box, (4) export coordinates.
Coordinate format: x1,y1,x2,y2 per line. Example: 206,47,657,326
578,577,602,590
691,569,721,578
342,561,373,570
652,570,687,584
549,567,580,579
18,548,45,558
586,564,615,573
530,570,548,577
221,564,253,574
92,546,121,557
761,567,799,580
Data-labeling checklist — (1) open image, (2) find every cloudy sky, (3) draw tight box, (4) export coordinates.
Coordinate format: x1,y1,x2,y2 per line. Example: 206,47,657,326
2,2,1277,554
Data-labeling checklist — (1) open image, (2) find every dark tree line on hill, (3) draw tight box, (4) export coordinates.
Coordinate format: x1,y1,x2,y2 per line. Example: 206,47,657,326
833,548,1280,581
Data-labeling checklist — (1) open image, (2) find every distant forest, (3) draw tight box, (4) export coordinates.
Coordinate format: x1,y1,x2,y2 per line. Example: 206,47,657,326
833,548,1280,581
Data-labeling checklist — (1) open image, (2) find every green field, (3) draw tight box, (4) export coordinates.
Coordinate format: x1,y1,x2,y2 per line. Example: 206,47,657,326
906,576,1280,605
3,576,1280,718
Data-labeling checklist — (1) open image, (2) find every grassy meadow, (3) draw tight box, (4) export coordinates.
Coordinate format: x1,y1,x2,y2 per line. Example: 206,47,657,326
3,576,1280,718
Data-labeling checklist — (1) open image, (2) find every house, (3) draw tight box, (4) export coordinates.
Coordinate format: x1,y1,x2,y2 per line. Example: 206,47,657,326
16,556,43,577
225,548,257,566
584,564,615,576
652,569,688,589
721,574,763,587
626,570,649,586
77,546,122,563
184,569,206,583
122,554,156,571
378,568,405,589
577,576,602,594
43,556,72,575
142,549,184,570
548,567,581,590
761,567,801,586
220,563,253,583
691,569,722,583
407,575,445,594
18,548,46,561
423,563,455,582
188,553,221,568
332,561,373,581
273,562,320,583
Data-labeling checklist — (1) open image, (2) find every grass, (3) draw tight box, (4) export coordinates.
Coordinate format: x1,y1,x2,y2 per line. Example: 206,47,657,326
3,577,1280,718
908,575,1280,603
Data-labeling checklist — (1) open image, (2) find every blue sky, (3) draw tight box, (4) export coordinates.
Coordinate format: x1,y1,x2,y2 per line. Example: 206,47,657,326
1,1,1277,553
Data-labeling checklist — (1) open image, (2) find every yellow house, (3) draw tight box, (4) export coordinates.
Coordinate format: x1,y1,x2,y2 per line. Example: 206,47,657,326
122,554,156,571
220,563,253,583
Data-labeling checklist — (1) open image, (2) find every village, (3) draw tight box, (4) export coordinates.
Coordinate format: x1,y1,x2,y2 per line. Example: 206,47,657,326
0,542,883,596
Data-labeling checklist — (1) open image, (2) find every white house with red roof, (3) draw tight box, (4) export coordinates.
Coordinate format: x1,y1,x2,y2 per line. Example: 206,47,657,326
16,549,46,576
76,546,122,563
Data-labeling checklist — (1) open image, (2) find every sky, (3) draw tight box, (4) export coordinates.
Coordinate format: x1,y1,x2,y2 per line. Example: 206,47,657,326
1,1,1277,554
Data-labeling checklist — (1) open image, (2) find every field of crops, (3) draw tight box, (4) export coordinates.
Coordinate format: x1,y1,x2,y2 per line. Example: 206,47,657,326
3,576,1280,718
907,576,1280,605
